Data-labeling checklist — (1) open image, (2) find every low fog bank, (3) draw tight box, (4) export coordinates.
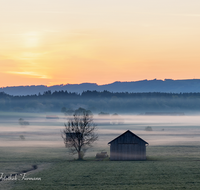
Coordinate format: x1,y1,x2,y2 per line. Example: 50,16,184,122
1,113,200,148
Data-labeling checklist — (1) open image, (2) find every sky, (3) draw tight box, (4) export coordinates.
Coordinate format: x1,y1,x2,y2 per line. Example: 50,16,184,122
0,0,200,87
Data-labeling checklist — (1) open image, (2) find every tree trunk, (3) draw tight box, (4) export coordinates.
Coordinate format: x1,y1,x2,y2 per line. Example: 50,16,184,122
78,151,82,160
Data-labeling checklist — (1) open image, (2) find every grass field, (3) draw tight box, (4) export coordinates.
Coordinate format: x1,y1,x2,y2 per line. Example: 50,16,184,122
1,112,200,189
0,146,200,190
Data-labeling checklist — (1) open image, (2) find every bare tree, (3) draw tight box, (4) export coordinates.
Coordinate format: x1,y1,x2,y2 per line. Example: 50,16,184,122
61,108,98,160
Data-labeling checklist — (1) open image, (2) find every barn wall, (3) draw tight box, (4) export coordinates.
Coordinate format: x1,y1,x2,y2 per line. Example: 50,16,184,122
110,132,147,161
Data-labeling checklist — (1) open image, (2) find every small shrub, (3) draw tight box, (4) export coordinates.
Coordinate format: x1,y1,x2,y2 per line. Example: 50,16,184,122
145,126,153,131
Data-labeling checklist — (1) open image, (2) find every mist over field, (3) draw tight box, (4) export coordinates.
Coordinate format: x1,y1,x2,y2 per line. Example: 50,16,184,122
1,112,200,152
1,111,200,190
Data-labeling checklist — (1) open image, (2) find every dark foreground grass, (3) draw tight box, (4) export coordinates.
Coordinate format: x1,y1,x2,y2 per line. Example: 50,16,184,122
13,160,200,190
1,146,200,190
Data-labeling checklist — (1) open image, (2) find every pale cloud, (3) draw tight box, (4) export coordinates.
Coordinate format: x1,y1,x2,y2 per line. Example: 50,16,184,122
169,13,200,17
6,71,50,79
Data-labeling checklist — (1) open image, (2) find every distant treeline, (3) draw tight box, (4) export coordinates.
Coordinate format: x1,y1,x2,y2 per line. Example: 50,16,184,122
0,90,200,113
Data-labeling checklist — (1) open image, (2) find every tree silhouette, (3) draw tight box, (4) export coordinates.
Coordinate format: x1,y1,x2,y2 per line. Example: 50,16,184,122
61,108,98,160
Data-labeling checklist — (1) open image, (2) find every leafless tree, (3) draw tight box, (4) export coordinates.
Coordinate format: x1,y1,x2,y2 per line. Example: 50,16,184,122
61,108,98,160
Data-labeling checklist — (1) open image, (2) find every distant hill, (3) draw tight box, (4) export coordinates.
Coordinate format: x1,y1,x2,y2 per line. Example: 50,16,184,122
1,79,200,95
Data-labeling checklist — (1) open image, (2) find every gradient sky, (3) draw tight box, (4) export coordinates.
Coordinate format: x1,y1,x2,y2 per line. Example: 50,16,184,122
1,0,200,87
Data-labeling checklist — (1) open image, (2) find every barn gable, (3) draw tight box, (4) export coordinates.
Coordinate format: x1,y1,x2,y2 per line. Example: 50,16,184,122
108,130,148,145
108,130,148,161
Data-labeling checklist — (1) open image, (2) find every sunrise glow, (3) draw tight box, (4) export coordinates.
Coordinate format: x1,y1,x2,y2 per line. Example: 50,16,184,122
1,0,200,87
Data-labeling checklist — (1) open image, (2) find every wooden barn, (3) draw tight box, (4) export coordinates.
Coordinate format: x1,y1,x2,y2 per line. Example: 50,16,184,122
108,130,148,161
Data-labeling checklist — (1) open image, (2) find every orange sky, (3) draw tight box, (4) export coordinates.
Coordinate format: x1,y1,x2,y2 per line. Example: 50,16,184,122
1,0,200,87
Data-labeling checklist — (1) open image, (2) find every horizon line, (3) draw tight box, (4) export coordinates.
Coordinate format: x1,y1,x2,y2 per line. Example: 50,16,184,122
0,78,200,88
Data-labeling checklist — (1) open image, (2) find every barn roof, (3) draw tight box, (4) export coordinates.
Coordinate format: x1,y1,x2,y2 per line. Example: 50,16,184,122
108,130,148,145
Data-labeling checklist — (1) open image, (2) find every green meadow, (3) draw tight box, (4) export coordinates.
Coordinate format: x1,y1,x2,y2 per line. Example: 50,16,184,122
1,146,200,190
1,112,200,189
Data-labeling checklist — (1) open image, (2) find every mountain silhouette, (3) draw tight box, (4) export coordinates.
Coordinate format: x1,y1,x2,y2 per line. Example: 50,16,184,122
1,79,200,96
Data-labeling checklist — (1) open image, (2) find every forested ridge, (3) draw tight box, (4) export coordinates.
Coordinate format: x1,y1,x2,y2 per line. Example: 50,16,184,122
0,90,200,113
